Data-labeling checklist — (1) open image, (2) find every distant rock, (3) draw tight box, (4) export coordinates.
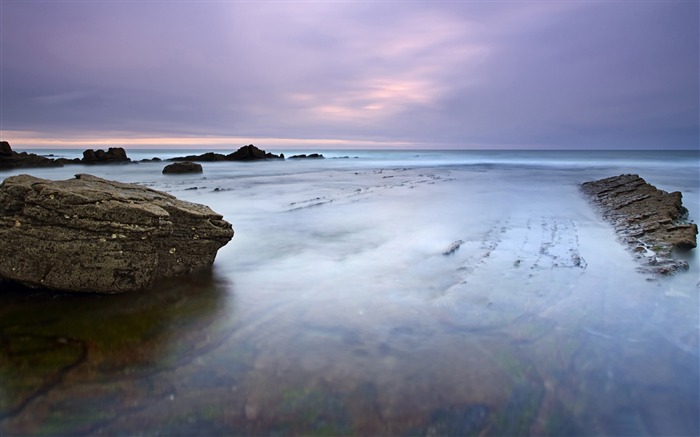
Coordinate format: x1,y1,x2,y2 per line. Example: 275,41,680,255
170,152,228,162
0,174,233,293
82,147,131,164
0,141,11,156
226,144,283,161
289,153,324,159
581,174,697,275
0,142,135,169
54,158,82,165
170,145,283,162
163,161,203,174
0,141,62,170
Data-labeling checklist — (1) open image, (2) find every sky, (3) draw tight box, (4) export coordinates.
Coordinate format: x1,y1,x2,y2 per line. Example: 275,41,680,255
0,1,698,150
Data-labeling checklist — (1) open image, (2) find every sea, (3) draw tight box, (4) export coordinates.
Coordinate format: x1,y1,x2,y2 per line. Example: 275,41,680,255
1,148,699,436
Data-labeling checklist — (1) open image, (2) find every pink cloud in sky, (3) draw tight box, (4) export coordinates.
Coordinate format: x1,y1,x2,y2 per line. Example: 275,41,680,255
1,1,697,149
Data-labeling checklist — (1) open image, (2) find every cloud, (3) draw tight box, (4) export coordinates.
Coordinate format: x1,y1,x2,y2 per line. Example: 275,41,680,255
1,1,697,149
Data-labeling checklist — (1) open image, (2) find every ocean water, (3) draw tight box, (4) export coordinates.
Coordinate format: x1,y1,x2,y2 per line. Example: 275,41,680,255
1,149,698,436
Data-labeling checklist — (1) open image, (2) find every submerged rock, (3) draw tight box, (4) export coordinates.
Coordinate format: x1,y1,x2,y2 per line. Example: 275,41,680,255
442,240,464,255
581,174,697,275
162,161,203,174
0,174,233,293
419,404,490,436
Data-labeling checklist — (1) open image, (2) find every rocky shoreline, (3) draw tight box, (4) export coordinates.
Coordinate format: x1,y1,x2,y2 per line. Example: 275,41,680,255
1,142,135,169
1,141,324,171
581,174,697,275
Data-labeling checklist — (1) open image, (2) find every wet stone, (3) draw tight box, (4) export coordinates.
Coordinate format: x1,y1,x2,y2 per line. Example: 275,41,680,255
581,174,697,275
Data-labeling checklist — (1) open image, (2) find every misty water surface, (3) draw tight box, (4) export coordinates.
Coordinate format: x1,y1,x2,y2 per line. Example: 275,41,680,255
1,150,698,436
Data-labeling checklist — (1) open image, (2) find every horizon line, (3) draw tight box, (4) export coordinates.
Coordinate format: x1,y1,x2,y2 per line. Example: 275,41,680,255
1,131,697,152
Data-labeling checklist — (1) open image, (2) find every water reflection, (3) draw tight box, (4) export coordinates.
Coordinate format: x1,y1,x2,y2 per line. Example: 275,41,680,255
0,269,236,435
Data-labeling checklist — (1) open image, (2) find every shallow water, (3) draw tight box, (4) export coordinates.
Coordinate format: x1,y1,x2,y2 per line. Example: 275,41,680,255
1,150,698,436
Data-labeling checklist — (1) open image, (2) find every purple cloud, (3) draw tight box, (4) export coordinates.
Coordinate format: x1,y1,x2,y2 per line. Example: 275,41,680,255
1,1,697,149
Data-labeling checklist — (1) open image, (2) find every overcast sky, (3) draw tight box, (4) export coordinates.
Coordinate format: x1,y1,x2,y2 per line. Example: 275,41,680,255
1,1,698,149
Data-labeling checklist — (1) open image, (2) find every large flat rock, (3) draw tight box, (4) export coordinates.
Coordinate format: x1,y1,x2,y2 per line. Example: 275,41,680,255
581,174,697,275
0,174,234,293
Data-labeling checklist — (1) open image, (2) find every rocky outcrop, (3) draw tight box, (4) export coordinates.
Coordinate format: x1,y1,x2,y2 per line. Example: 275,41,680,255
581,174,697,275
170,151,228,162
82,147,131,164
163,161,203,174
0,143,135,169
170,145,283,162
0,141,62,170
0,174,233,293
0,141,11,156
289,153,324,159
226,144,283,161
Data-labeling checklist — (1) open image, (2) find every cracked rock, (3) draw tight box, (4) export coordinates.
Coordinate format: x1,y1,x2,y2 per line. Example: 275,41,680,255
0,174,233,293
581,174,697,275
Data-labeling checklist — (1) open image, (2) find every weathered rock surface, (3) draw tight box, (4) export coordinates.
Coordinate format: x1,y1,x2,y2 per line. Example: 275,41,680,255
163,161,203,174
82,147,131,164
170,144,283,162
0,141,62,170
581,174,697,275
0,174,233,293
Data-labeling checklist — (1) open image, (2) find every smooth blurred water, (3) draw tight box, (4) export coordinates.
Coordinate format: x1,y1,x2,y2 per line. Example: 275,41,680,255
1,149,698,436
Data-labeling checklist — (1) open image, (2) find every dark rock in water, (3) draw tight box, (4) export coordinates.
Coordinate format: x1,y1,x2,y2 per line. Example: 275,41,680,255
170,145,283,162
443,240,464,255
0,174,233,293
289,153,325,159
162,161,203,174
226,144,283,161
581,174,697,275
0,143,133,169
0,141,62,170
0,141,12,156
54,158,82,165
82,147,131,164
170,151,227,162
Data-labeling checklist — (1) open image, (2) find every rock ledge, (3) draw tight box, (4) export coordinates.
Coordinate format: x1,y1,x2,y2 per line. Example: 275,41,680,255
581,174,697,275
0,174,233,293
